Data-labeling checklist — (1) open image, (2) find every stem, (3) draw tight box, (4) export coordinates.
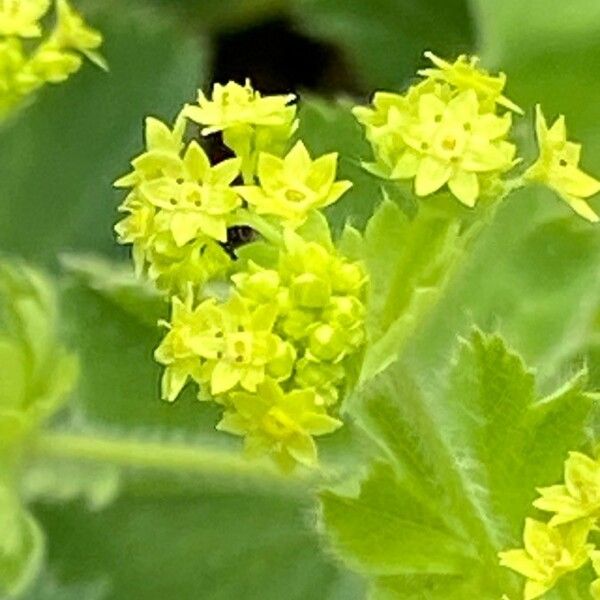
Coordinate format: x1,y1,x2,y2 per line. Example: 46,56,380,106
33,431,312,496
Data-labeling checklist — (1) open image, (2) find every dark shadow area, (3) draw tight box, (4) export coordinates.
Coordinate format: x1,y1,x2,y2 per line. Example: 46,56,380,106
211,17,361,96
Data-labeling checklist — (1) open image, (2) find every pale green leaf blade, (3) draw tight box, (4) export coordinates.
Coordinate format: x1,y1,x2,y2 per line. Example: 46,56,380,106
320,463,473,577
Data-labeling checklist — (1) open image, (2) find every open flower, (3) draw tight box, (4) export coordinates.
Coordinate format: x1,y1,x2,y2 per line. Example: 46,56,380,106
238,141,352,225
418,51,523,114
155,294,294,401
499,518,592,600
534,451,600,526
217,378,342,470
183,80,297,182
140,142,242,245
184,79,296,135
524,105,600,222
402,89,516,206
115,115,240,294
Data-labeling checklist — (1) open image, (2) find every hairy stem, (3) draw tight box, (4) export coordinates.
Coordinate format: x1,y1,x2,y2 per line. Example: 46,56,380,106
33,431,312,496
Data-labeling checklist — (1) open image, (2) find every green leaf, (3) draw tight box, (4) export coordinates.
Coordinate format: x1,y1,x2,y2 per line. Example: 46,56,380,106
0,485,45,598
0,1,207,266
60,254,166,328
321,329,597,599
35,474,365,600
321,462,473,577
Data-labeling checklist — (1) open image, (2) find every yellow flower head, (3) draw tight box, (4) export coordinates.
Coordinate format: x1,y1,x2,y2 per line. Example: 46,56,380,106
419,51,523,115
353,54,520,207
534,451,600,526
525,105,600,222
0,0,50,38
115,114,243,294
155,294,295,401
233,225,367,406
0,0,105,118
183,80,298,183
403,89,516,206
499,518,592,600
184,79,296,135
237,141,352,226
217,377,342,471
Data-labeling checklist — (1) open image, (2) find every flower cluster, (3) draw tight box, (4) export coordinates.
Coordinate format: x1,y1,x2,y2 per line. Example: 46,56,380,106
0,0,105,119
354,51,600,220
354,52,520,207
116,80,363,470
499,452,600,599
183,79,297,183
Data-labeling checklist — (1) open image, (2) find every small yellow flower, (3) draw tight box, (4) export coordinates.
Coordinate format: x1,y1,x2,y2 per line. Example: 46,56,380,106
499,518,593,600
418,51,523,114
0,0,50,38
184,79,296,135
115,114,242,294
525,105,600,222
183,80,297,182
216,377,342,471
237,141,352,225
534,451,600,525
155,293,295,400
49,0,106,70
403,89,516,206
140,143,242,245
0,0,105,118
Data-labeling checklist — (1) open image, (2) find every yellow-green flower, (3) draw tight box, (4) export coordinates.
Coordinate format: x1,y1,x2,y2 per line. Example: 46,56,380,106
534,451,600,526
183,79,297,182
153,295,209,402
402,89,517,206
184,79,296,135
0,0,105,118
237,141,352,226
140,143,242,245
155,293,294,401
47,0,106,70
232,227,367,406
525,105,600,222
418,51,523,114
115,114,241,294
499,518,592,600
0,0,50,38
352,79,444,180
217,377,342,470
353,53,524,208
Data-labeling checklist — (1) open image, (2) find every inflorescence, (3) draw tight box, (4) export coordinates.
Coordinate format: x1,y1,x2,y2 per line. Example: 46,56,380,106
115,79,365,470
115,53,600,471
500,452,600,599
0,0,105,119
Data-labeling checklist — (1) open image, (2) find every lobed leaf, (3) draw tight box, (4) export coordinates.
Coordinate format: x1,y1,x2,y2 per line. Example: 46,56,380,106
321,329,597,598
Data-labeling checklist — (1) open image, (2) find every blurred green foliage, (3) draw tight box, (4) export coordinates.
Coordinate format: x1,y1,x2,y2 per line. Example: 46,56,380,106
2,0,600,597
